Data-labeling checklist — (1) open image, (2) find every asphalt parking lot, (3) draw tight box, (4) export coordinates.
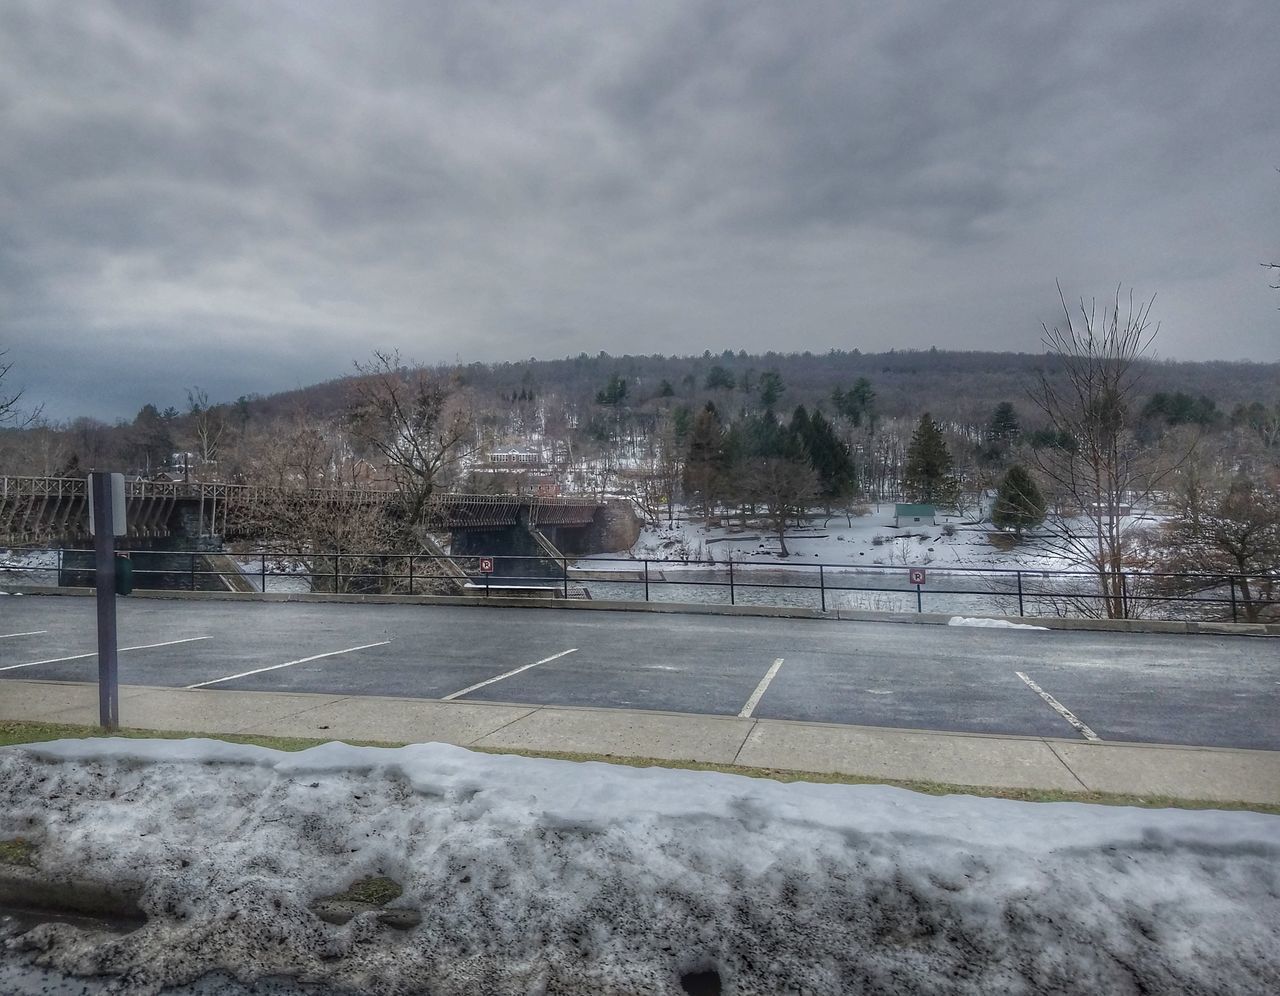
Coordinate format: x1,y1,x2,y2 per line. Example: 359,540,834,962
1,595,1276,749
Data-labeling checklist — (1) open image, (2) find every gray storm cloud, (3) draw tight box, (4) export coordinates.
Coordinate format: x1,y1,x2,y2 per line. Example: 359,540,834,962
1,0,1276,418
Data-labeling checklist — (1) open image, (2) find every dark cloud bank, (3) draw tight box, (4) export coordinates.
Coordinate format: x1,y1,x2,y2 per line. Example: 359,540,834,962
1,0,1276,419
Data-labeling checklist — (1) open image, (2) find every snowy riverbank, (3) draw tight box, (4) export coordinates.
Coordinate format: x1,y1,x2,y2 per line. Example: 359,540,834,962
2,739,1277,995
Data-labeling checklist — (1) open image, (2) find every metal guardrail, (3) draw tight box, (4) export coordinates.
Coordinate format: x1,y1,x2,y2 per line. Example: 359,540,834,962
2,549,1274,623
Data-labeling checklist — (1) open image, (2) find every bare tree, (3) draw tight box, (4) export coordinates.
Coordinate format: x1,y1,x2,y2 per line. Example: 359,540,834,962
348,351,472,528
1265,166,1279,304
226,487,457,595
1026,285,1189,618
738,455,818,557
1156,472,1280,622
0,349,41,428
187,387,226,468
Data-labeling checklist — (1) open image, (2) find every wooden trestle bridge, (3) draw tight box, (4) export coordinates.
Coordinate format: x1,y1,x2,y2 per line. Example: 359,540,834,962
0,476,605,543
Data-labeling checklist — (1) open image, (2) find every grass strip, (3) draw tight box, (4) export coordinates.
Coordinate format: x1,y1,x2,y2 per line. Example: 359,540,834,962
2,719,1276,816
0,837,36,867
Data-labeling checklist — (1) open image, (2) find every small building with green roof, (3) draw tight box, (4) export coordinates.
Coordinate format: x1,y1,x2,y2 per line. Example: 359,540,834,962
893,503,936,528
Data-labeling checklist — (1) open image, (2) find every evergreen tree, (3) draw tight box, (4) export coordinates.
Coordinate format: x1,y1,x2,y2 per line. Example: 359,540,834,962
1141,391,1219,427
987,401,1020,444
901,413,958,505
832,377,876,427
594,373,628,406
704,366,735,390
658,379,675,398
671,405,693,443
991,464,1046,537
730,410,816,556
758,370,785,410
791,405,855,506
682,403,726,519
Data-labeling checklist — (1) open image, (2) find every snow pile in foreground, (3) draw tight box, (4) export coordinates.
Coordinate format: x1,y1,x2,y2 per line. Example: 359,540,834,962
948,616,1049,630
2,740,1277,996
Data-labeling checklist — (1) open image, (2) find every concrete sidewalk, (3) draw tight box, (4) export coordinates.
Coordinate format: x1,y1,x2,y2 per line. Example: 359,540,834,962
3,678,1277,804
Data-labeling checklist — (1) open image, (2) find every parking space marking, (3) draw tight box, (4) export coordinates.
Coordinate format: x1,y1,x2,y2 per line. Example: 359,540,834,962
0,636,211,673
185,641,392,689
442,648,578,701
1015,671,1102,742
0,631,47,640
739,658,785,718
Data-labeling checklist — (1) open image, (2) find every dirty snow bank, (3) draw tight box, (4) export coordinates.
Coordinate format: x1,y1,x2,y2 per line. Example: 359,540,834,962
948,616,1049,630
2,739,1277,996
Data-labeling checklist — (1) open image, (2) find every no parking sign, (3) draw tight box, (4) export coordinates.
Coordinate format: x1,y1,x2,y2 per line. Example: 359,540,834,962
480,557,494,573
909,567,927,585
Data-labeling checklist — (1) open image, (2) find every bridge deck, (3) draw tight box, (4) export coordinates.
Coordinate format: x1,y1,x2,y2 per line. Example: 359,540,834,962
0,476,604,539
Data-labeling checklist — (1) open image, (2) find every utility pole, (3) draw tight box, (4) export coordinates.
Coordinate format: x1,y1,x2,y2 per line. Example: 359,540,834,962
89,471,123,730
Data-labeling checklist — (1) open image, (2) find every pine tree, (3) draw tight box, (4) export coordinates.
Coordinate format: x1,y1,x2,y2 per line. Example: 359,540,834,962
991,465,1046,537
758,370,785,410
791,406,855,506
901,413,958,506
987,401,1020,444
704,366,735,390
682,403,726,519
594,373,628,406
731,410,816,556
832,378,876,428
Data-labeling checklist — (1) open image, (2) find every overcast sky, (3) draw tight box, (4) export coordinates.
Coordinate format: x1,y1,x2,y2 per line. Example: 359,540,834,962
2,0,1277,420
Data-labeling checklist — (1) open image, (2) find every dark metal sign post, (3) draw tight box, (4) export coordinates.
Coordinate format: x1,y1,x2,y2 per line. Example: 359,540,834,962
89,472,123,730
909,567,926,613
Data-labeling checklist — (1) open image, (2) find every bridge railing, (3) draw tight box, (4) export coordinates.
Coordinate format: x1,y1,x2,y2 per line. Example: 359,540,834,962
2,547,1273,623
0,478,606,539
1,476,605,503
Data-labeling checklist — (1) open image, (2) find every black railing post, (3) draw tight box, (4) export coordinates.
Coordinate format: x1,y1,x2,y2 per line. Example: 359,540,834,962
260,553,266,592
334,554,340,593
190,552,196,591
644,560,650,602
915,583,922,613
563,557,569,598
1016,571,1024,617
408,556,415,596
819,564,826,612
1229,577,1238,623
728,559,735,605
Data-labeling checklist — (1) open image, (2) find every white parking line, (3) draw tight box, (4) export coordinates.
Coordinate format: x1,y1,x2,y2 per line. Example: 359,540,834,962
185,641,392,690
0,636,211,673
0,631,47,640
441,649,578,701
1015,671,1102,742
739,658,785,718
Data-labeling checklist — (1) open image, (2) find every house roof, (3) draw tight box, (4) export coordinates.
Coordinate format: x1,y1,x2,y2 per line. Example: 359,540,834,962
894,503,936,516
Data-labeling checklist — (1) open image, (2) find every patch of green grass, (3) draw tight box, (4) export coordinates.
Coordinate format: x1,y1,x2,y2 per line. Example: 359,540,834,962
2,720,1276,815
0,720,386,754
0,837,36,867
327,875,403,907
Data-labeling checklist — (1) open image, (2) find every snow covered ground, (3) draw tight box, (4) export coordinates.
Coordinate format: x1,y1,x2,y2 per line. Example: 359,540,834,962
230,556,313,595
2,739,1277,995
0,548,59,588
575,507,1183,617
948,616,1049,630
610,509,1085,571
